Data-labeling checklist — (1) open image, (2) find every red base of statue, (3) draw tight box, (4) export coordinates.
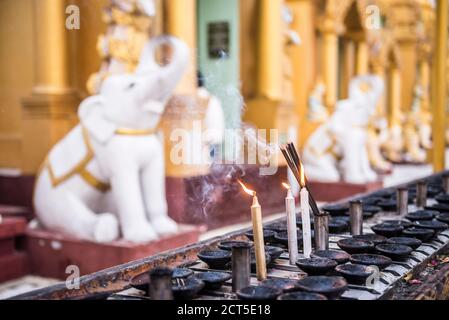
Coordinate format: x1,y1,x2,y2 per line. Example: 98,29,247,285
307,180,383,202
0,217,29,283
24,224,202,280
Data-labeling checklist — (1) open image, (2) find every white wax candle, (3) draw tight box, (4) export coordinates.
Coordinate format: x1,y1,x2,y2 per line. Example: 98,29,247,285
251,194,267,281
285,188,298,265
300,187,312,258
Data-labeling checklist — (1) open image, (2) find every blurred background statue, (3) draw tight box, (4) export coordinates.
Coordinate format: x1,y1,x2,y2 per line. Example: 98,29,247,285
307,80,329,124
33,36,190,243
404,84,430,163
303,75,384,184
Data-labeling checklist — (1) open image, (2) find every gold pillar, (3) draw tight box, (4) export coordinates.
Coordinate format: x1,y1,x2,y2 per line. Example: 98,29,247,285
341,39,355,99
21,0,79,174
355,40,369,75
431,0,447,172
164,0,197,95
388,68,402,128
322,30,339,110
32,0,72,95
287,0,317,147
257,0,283,100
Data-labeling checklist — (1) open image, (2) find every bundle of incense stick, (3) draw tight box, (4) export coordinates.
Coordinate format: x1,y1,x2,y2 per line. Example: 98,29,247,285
280,143,320,216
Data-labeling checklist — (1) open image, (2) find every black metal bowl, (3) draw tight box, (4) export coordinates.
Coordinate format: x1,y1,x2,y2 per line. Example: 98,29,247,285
405,210,437,221
428,186,444,197
172,268,194,279
197,249,232,270
371,223,404,237
328,218,349,234
377,199,397,211
237,286,281,300
261,278,301,293
264,222,288,233
172,277,205,300
362,205,382,214
218,240,253,251
277,291,328,300
413,220,448,232
322,204,349,216
425,203,449,213
436,212,449,224
372,189,395,199
273,230,303,247
245,229,276,243
297,276,348,299
250,252,272,272
353,234,387,245
381,220,413,228
387,237,422,250
312,250,350,264
195,272,231,291
360,197,384,206
434,193,449,204
335,263,376,285
402,227,435,241
350,254,392,269
337,238,374,254
265,245,284,261
375,243,413,261
296,257,337,275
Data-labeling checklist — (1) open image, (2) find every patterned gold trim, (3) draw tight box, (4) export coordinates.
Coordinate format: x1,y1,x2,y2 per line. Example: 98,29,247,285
43,127,111,192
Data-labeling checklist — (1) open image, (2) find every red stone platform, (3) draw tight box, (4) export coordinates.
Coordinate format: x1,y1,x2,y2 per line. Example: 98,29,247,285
24,225,203,279
0,217,29,282
307,180,383,202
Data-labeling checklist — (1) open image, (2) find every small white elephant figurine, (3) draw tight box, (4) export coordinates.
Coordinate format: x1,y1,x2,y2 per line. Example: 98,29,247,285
33,36,190,243
303,75,384,184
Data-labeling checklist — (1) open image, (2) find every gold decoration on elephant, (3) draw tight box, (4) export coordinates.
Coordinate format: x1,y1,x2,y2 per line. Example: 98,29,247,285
43,127,111,192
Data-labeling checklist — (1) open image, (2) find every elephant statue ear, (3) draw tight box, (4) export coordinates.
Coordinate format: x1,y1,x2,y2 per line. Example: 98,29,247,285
78,95,117,144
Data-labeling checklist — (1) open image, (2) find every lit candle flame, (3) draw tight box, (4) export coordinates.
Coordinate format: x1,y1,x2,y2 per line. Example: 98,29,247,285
282,182,290,190
238,180,256,197
299,162,306,187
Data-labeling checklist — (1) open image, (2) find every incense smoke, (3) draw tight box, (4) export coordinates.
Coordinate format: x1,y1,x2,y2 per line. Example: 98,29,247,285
186,53,279,220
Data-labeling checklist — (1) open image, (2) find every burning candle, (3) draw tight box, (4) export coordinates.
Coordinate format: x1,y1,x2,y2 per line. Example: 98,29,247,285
238,180,267,281
282,182,298,265
299,164,312,258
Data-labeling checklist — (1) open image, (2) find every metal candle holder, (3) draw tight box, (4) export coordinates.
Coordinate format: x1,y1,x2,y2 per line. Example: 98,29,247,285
443,173,449,194
231,242,251,292
416,181,428,208
349,200,363,235
314,211,329,250
149,267,173,300
396,187,409,216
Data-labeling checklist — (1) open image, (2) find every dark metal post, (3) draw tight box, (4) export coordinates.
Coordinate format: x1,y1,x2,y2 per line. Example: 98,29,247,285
349,200,363,235
416,181,428,208
314,211,329,250
149,267,173,300
232,242,251,292
396,187,409,216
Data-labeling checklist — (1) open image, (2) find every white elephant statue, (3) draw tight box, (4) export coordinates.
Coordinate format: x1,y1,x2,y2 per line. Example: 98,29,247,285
303,75,384,184
33,36,190,243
